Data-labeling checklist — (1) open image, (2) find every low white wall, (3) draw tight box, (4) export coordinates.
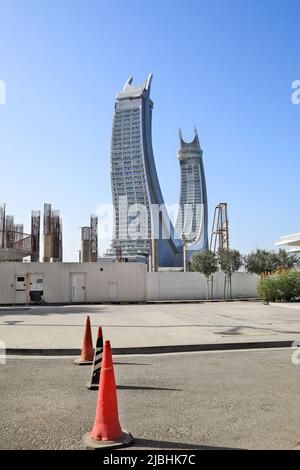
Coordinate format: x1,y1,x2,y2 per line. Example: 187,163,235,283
0,262,259,304
0,262,147,304
146,272,259,301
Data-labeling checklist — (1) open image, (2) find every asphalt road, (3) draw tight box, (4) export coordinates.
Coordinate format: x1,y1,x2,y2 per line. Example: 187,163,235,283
0,349,300,450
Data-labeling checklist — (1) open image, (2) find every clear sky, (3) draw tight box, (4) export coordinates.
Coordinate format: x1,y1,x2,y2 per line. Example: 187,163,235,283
0,0,299,261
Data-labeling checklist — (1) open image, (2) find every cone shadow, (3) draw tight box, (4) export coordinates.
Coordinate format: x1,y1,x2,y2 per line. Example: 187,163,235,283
133,438,243,450
114,362,152,366
117,385,181,391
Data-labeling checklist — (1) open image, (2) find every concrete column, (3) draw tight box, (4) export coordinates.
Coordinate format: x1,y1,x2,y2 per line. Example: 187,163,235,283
183,239,189,272
151,238,158,272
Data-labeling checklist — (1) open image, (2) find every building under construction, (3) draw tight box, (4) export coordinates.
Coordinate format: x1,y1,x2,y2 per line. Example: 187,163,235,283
31,210,40,262
43,204,63,262
0,203,40,262
0,203,63,263
80,215,98,262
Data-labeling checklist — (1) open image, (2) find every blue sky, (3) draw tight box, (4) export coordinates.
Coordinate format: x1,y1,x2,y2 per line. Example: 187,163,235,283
0,0,299,260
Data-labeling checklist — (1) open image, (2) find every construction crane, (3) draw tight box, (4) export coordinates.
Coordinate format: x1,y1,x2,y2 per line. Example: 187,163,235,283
210,203,229,253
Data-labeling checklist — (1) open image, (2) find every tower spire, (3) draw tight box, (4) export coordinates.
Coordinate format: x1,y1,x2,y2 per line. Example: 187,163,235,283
194,126,201,147
178,129,184,148
122,76,133,91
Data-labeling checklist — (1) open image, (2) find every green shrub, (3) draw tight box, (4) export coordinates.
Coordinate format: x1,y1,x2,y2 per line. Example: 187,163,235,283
257,276,279,303
257,270,300,303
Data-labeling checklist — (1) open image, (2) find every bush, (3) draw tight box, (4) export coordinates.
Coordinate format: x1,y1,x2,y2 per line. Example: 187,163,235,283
257,276,277,303
257,270,300,303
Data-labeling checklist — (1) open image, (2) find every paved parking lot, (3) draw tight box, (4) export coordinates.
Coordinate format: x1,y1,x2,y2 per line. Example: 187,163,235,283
1,349,300,450
0,302,300,350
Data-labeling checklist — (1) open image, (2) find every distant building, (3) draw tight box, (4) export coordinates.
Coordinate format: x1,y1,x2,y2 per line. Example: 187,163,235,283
175,128,208,259
107,74,182,267
275,233,300,253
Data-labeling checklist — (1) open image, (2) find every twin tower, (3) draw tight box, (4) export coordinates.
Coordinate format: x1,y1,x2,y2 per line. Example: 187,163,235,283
108,74,208,267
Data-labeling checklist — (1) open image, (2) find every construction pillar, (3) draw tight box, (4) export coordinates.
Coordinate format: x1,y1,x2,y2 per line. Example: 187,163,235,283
51,210,60,262
43,204,52,262
81,227,91,262
151,238,158,272
116,245,122,263
90,215,98,262
5,215,14,248
0,204,5,248
31,211,40,262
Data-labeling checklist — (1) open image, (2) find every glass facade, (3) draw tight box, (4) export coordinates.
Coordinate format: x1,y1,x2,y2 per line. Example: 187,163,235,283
175,129,208,258
107,74,183,266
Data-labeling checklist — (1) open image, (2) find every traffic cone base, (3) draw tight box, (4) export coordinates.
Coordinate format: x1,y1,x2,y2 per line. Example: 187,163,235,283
82,431,134,450
74,358,93,366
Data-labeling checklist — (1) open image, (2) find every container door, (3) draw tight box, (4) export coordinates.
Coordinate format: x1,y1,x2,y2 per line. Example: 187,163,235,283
15,275,26,304
70,273,86,303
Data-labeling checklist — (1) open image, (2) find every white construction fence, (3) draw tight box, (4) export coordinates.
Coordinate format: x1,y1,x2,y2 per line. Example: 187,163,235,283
0,262,259,304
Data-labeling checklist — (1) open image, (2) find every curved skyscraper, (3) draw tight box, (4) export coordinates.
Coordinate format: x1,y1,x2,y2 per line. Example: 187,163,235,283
108,74,182,267
175,128,208,259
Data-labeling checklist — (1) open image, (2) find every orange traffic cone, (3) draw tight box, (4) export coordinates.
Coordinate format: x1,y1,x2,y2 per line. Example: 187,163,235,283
74,316,94,365
82,340,134,449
